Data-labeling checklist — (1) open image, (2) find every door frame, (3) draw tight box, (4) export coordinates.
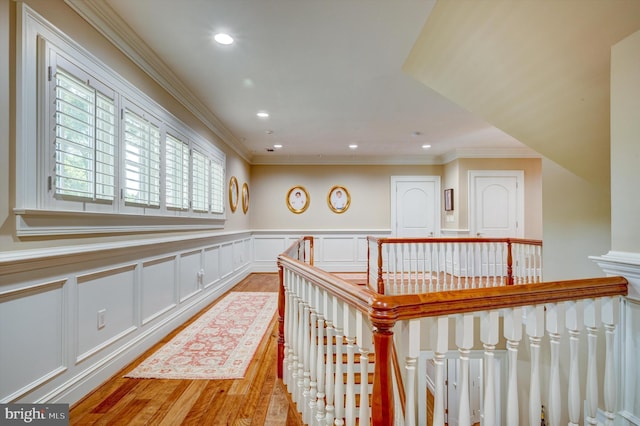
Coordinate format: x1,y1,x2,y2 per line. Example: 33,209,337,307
390,176,441,237
468,170,524,238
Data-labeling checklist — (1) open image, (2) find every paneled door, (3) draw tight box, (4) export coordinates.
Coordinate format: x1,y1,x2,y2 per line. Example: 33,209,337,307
469,171,524,238
391,176,440,237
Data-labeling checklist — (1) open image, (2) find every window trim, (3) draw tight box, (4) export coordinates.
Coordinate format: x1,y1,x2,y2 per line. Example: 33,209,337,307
15,5,227,236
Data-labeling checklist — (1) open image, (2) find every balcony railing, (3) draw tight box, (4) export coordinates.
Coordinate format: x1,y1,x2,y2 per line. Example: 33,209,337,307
367,236,543,294
277,236,628,426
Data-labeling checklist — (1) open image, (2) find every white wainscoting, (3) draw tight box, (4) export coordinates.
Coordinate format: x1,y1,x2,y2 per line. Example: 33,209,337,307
0,229,386,406
251,230,389,273
0,232,253,405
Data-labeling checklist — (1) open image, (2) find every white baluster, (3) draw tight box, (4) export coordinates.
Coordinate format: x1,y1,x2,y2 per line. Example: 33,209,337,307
356,311,371,426
343,305,357,426
403,319,420,426
470,244,476,288
584,298,600,425
481,242,487,287
456,313,474,426
316,311,326,426
283,272,292,388
324,316,335,425
436,243,440,291
546,302,565,426
430,316,449,426
333,298,345,426
481,310,499,426
296,282,305,407
566,300,583,426
526,304,544,426
496,243,502,286
410,242,416,293
421,243,428,293
392,244,399,295
344,340,356,425
308,309,318,424
302,287,312,420
602,296,619,426
503,306,523,425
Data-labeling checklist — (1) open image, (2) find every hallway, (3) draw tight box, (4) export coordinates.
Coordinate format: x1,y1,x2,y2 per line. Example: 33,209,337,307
69,273,302,425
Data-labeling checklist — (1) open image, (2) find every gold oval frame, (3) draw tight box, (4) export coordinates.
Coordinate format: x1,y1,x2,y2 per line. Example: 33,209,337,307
241,182,249,214
286,186,310,214
327,185,350,213
229,176,239,213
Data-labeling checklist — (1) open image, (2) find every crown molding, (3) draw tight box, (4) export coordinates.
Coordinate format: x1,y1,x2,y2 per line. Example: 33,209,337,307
251,147,541,166
63,0,251,163
439,147,542,164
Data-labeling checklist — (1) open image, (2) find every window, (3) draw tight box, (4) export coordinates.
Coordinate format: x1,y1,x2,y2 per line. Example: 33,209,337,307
211,161,224,214
16,6,227,235
191,149,209,213
123,107,161,208
54,67,116,202
165,133,189,210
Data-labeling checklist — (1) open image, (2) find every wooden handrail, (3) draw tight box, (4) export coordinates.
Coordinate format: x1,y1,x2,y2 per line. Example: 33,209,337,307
367,236,543,245
369,277,627,322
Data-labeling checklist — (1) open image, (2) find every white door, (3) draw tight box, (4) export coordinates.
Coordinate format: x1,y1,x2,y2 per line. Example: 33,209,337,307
469,171,524,238
391,176,440,237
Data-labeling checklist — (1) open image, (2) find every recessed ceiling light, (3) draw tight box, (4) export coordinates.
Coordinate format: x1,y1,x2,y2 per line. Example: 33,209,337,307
422,144,432,149
349,144,358,150
214,33,234,45
257,112,269,118
273,144,283,149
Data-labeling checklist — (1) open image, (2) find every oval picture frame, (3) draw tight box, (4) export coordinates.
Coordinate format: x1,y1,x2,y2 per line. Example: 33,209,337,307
229,176,239,213
286,186,310,214
242,182,249,214
327,185,350,213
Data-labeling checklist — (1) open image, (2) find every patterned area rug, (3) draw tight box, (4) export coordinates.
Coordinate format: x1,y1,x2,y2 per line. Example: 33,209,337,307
126,292,278,380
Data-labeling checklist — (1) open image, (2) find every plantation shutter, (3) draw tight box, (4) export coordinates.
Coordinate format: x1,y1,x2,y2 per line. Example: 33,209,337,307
124,108,161,207
191,149,209,212
165,133,190,210
211,160,224,214
54,68,116,201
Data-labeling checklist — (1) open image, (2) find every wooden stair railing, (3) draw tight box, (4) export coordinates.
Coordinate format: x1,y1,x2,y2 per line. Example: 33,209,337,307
367,236,543,294
279,236,628,426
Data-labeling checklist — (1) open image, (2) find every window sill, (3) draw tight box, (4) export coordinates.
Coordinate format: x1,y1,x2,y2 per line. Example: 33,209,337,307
14,208,225,237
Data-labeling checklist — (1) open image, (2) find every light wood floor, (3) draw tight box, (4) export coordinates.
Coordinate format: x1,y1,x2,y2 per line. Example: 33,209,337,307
69,273,303,426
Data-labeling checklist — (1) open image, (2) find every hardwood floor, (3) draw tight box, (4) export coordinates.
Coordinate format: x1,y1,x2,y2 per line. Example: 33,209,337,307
69,273,303,426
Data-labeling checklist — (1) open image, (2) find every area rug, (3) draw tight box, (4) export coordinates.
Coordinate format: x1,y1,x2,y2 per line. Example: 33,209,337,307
126,292,278,380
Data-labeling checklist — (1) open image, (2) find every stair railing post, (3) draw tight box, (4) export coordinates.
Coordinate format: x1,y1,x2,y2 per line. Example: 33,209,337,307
507,240,514,285
370,301,397,426
277,261,285,379
377,239,385,294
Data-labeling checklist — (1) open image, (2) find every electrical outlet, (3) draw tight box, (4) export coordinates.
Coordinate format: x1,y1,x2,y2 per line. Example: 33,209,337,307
97,309,106,329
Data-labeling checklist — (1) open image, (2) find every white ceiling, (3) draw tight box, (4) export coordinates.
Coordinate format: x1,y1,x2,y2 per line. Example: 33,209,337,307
70,0,536,164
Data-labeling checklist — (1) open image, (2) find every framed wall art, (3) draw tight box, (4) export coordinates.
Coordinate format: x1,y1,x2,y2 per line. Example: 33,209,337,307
286,185,309,214
241,182,249,214
444,188,454,211
327,185,350,213
229,176,239,213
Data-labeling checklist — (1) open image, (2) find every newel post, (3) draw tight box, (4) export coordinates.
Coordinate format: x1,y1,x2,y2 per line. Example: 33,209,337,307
370,300,397,426
277,260,285,379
